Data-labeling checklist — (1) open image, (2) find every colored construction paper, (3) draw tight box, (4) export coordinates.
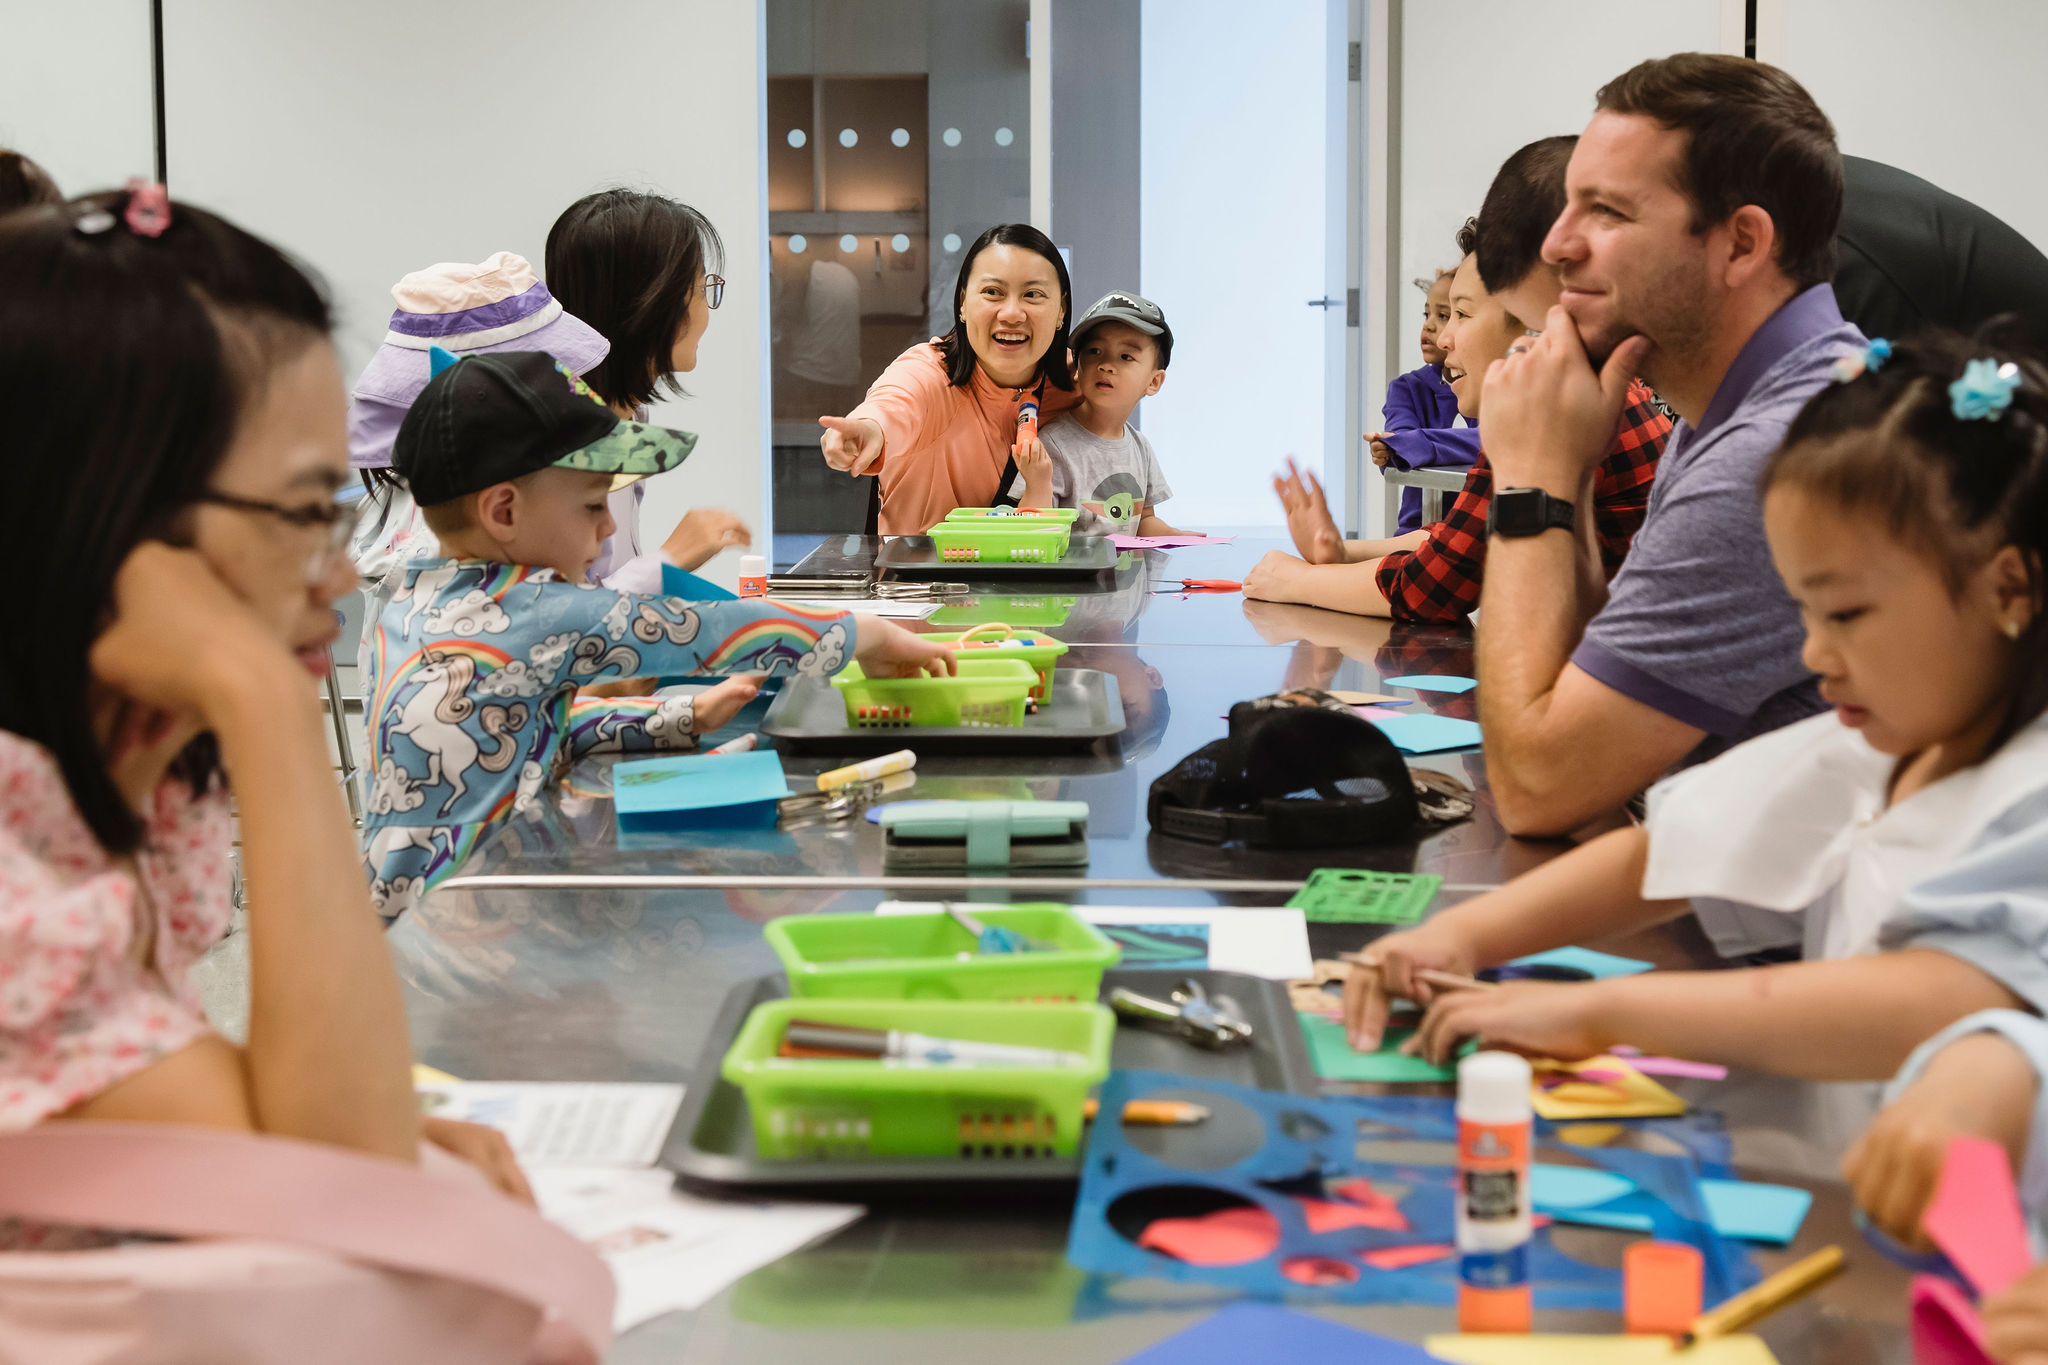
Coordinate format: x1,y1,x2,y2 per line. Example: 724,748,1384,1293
1924,1135,2033,1295
1531,1164,1639,1211
1531,1057,1686,1120
1361,1243,1455,1270
1372,713,1484,754
1700,1180,1813,1245
1355,706,1409,722
659,562,739,601
1912,1274,1996,1365
1383,674,1477,694
1119,1303,1448,1365
612,750,791,831
1137,1205,1282,1266
1510,946,1655,980
1300,1015,1456,1082
1109,533,1236,550
1429,1333,1781,1363
1313,1181,1411,1233
1623,1055,1729,1081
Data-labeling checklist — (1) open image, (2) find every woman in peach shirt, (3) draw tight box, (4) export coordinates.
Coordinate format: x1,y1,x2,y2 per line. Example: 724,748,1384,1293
818,223,1081,534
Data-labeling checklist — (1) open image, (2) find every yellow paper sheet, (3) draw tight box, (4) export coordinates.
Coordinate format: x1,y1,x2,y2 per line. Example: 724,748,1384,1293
1426,1333,1779,1364
412,1063,461,1087
1530,1056,1686,1120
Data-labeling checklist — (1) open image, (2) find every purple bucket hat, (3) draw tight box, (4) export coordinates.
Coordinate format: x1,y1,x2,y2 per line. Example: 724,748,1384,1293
348,251,609,469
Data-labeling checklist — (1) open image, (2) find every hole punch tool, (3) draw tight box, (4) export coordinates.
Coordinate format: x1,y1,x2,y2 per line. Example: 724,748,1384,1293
776,774,904,829
874,580,974,601
1108,978,1255,1050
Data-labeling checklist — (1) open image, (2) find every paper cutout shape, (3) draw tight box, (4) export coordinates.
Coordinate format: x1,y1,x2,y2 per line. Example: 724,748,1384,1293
1924,1135,2032,1295
1427,1333,1782,1363
1319,1180,1412,1233
1117,1303,1448,1365
660,561,739,601
1372,713,1484,754
1300,1015,1456,1082
1383,675,1477,694
1624,1056,1729,1081
1624,1241,1703,1336
1109,533,1236,550
1700,1180,1813,1245
1529,1167,1809,1244
1355,706,1409,722
1279,1254,1361,1285
1362,1243,1455,1270
612,750,791,831
1511,947,1654,979
1912,1274,1996,1365
1137,1205,1282,1266
1531,1057,1686,1120
1532,1164,1639,1211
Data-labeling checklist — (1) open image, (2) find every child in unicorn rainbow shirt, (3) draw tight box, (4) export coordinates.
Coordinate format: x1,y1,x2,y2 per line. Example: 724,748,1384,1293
361,347,952,921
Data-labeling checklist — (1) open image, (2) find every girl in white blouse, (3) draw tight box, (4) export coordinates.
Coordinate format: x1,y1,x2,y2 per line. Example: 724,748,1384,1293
1344,327,2048,1082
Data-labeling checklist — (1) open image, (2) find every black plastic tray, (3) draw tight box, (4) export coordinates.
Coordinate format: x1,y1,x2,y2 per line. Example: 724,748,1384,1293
664,968,1317,1199
878,533,1119,580
759,667,1124,754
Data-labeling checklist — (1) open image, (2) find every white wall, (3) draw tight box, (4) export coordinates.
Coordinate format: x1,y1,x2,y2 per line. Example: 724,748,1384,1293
1394,0,1728,377
0,0,154,196
1764,0,2048,254
1140,0,1330,528
160,0,769,588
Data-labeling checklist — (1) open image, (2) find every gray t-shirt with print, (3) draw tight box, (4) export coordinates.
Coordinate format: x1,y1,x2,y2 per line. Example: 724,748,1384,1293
1039,413,1173,533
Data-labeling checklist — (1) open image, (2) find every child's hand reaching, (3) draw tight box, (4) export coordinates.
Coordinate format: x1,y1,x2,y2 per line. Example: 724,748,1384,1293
854,618,958,679
1363,432,1398,468
1842,1030,2037,1251
1273,457,1345,564
690,676,763,734
1342,923,1480,1050
422,1116,535,1207
1406,979,1615,1067
1015,431,1055,510
661,508,752,572
1982,1260,2048,1364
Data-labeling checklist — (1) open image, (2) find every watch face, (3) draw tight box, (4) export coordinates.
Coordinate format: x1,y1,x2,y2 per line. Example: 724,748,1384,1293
1493,490,1541,536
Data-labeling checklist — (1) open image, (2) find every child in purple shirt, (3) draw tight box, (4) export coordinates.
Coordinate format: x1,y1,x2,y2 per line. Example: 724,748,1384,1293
1370,270,1481,530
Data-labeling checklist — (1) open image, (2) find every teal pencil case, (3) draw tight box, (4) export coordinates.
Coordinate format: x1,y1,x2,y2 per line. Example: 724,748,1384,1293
878,800,1090,870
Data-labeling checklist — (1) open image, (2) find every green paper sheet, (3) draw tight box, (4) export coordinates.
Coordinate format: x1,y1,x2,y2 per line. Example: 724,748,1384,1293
1300,1015,1458,1082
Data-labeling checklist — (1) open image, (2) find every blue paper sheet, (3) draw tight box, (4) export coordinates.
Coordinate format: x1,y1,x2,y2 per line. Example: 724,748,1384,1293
613,750,791,831
1532,1167,1812,1244
1532,1164,1639,1210
1700,1179,1813,1245
659,562,739,600
1382,674,1477,694
1372,714,1483,754
1115,1303,1446,1364
1510,946,1654,979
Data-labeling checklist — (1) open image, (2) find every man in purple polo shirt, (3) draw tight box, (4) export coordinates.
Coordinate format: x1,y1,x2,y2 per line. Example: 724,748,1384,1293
1471,57,1864,880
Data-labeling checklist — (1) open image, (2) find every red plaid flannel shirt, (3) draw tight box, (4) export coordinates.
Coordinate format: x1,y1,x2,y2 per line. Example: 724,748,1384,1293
1373,377,1671,623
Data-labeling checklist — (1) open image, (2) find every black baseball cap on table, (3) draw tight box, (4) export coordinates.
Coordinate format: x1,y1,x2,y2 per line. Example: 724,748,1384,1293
392,346,696,507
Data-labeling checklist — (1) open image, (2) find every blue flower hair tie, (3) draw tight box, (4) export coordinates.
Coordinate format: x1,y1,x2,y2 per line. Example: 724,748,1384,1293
1951,357,2022,421
1831,337,1892,384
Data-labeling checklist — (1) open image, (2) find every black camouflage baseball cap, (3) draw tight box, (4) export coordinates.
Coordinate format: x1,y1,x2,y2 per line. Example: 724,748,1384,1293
393,346,695,506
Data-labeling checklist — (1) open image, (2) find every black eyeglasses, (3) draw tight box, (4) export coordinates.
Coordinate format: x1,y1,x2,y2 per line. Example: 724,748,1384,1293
194,490,356,583
704,273,725,310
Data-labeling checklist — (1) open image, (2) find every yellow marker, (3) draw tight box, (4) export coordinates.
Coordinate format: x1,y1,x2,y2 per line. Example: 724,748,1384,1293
817,749,917,792
1680,1245,1845,1347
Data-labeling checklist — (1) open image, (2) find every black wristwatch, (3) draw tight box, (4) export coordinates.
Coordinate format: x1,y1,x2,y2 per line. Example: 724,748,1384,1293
1488,487,1576,538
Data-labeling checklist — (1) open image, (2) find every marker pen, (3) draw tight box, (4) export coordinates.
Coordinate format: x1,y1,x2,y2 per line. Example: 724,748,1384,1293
816,748,916,792
1456,1050,1534,1333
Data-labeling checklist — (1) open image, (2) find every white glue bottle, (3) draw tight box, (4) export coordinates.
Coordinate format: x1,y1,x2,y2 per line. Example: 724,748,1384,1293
1456,1050,1534,1333
737,554,768,597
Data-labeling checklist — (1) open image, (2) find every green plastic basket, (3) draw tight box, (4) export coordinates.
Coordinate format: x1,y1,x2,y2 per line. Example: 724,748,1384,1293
926,521,1071,563
921,623,1068,701
765,905,1120,1002
831,657,1037,728
721,997,1115,1160
928,595,1076,629
944,506,1081,525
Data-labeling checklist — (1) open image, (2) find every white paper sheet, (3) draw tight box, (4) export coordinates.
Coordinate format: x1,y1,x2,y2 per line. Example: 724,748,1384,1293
875,902,1314,980
533,1171,864,1330
416,1082,685,1167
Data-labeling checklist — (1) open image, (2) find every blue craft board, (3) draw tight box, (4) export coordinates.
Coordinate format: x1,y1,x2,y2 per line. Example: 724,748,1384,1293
613,750,790,831
1114,1303,1444,1364
1511,946,1654,979
660,562,739,600
1372,713,1483,754
1382,674,1477,694
1532,1166,1812,1245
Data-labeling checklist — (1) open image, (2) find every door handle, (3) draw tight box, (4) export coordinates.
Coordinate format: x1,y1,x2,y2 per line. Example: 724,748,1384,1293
1305,296,1342,308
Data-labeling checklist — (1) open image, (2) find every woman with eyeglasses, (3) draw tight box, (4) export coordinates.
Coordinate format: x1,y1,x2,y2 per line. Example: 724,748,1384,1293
0,189,544,1232
546,190,752,587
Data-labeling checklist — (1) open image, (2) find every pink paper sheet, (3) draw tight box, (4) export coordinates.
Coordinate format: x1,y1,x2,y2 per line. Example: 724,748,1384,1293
1913,1274,1996,1365
1109,534,1236,550
1361,1243,1454,1271
1625,1057,1730,1081
1137,1205,1282,1266
1925,1135,2032,1294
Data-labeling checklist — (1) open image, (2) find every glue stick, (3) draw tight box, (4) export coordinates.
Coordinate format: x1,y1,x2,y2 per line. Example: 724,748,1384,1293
1456,1050,1534,1333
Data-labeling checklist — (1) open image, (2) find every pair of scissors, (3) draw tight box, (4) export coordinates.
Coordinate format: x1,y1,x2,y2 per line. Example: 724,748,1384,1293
1151,578,1243,595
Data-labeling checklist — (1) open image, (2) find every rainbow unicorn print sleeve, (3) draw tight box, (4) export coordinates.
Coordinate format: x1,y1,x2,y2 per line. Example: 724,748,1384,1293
360,558,852,922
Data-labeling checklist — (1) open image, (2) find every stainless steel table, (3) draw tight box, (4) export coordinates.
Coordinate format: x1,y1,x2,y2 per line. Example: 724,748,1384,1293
388,537,1910,1362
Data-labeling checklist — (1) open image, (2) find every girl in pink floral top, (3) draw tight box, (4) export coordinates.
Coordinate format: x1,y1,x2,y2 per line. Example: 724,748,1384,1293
0,188,529,1241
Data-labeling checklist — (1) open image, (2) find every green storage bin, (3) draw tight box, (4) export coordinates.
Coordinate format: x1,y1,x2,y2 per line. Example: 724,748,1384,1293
927,521,1070,563
765,904,1119,1002
928,595,1076,629
722,997,1115,1159
831,657,1036,728
944,506,1080,525
921,623,1068,701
